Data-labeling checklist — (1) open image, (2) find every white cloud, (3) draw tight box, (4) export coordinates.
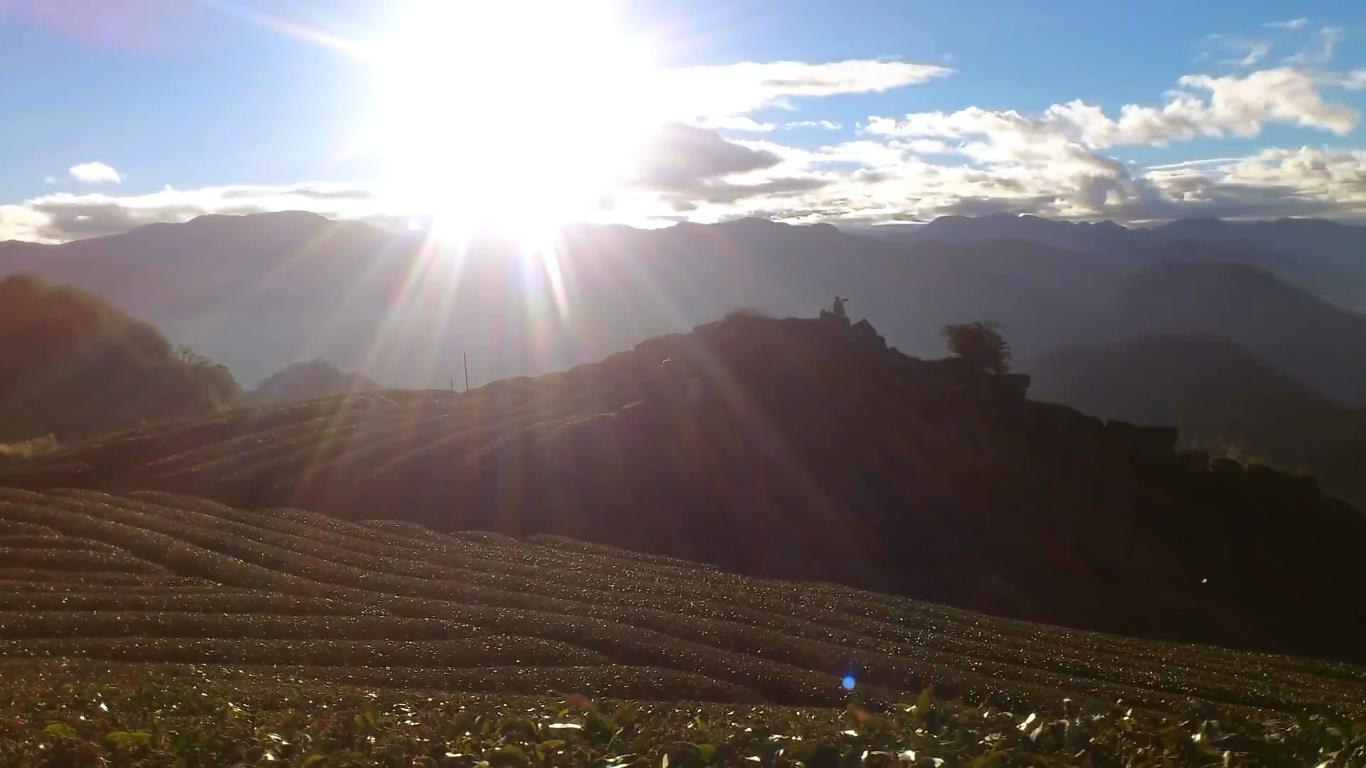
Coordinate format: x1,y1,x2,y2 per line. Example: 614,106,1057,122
698,116,776,132
810,139,909,167
0,126,807,242
1222,146,1366,193
7,142,1366,242
1284,25,1345,65
658,64,1366,226
1176,68,1357,135
0,182,379,243
899,138,953,154
68,161,123,185
1264,18,1309,31
657,139,1366,227
629,123,781,190
805,65,1364,225
0,205,54,242
1144,156,1250,171
1140,146,1366,221
1335,69,1366,90
784,120,843,130
656,59,952,122
866,67,1358,151
1202,34,1272,68
3,59,1364,241
1234,41,1272,67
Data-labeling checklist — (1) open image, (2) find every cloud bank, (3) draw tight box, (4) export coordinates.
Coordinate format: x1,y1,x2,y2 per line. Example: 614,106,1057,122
1,183,378,243
3,50,1365,243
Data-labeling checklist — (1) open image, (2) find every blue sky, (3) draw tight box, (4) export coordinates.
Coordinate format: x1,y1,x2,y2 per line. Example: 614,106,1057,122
2,0,1364,242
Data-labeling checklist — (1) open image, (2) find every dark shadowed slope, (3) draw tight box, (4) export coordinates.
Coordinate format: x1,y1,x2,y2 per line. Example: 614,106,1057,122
0,274,241,444
5,314,1365,662
0,487,1362,716
1027,334,1366,509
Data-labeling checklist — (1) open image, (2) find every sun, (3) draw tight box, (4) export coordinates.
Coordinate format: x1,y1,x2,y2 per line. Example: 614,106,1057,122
370,0,658,241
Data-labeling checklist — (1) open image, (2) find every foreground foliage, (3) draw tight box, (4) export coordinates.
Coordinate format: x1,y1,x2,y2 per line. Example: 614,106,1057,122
2,661,1363,767
0,487,1364,765
2,487,1364,716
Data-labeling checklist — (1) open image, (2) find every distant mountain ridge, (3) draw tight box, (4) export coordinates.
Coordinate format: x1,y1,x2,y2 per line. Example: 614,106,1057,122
1026,333,1366,509
248,359,380,406
1,211,1364,406
889,213,1366,311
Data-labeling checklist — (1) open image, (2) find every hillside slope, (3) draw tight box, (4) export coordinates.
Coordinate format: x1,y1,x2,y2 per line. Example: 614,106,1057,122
6,313,1364,661
1027,334,1366,508
0,486,1361,716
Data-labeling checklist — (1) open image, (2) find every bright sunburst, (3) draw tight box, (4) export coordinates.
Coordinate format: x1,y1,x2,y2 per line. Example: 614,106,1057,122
371,0,658,241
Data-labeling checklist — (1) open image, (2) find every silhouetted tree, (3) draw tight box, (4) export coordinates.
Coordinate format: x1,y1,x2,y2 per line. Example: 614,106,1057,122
942,321,1011,374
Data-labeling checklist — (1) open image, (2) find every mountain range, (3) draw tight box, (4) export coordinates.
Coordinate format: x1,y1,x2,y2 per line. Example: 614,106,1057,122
882,213,1366,313
3,212,1365,406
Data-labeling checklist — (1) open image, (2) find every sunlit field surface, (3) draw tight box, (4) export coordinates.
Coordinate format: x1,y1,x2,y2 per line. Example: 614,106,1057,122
0,487,1363,764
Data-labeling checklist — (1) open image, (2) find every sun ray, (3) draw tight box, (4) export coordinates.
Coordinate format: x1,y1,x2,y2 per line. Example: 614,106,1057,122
197,0,371,59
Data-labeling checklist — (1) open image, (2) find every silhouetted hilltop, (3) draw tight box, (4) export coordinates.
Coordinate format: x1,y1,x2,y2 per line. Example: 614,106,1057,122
1028,333,1366,509
6,312,1364,661
0,274,241,444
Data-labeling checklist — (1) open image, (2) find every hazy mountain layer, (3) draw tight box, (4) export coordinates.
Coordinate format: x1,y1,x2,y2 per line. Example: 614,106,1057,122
893,213,1366,311
4,213,1364,405
247,359,380,406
